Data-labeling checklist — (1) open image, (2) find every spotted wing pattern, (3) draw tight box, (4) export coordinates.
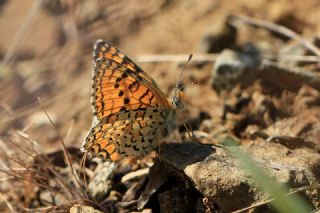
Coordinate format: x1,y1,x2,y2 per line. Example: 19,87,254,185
91,40,170,121
84,109,172,161
81,40,176,161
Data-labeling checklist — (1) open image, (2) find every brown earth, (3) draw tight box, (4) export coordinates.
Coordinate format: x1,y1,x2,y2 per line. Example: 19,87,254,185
0,0,320,212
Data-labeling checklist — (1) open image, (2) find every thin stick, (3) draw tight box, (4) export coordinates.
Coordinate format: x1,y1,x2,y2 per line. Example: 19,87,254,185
8,133,37,157
230,15,320,61
79,152,90,198
36,155,78,200
0,168,62,195
265,54,319,62
0,167,24,180
135,53,320,63
64,119,75,145
4,155,61,188
8,130,80,199
136,53,215,63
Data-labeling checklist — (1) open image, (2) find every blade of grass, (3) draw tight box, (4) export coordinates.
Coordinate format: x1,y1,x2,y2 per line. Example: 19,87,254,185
222,136,313,213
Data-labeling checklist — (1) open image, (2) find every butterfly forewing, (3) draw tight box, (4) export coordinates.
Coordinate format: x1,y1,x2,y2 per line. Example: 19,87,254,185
91,41,171,121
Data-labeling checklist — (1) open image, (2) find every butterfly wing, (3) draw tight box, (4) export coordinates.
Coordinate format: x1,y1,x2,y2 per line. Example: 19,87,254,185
82,40,175,161
82,109,171,161
91,40,171,121
93,39,160,88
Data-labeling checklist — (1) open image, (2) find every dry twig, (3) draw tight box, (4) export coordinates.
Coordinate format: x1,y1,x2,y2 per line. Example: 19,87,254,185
230,15,320,61
136,53,319,63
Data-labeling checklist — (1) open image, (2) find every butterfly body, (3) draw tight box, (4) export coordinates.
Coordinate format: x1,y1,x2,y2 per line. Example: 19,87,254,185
81,40,180,162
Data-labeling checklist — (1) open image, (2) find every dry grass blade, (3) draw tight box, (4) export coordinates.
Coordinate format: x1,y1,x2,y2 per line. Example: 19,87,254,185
0,109,92,210
79,152,90,194
0,141,83,203
3,133,78,199
0,140,14,170
136,53,218,63
34,155,78,200
0,166,64,196
6,135,37,158
264,54,320,62
37,97,83,194
0,192,15,212
15,130,42,152
64,119,75,146
230,15,320,61
136,53,320,63
4,155,67,193
0,167,24,180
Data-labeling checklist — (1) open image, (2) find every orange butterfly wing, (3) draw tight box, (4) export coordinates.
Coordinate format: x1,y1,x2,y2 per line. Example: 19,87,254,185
81,40,175,161
91,40,171,122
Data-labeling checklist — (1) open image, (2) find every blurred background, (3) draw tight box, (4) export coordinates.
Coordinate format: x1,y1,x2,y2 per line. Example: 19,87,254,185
0,0,320,212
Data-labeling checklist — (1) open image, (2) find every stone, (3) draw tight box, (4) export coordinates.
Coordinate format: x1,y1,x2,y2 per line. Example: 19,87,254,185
156,140,320,212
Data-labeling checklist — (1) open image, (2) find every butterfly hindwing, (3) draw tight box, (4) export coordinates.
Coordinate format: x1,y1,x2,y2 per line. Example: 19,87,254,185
82,109,169,161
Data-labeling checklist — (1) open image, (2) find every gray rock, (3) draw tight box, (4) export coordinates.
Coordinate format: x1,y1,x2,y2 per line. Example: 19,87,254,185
88,162,116,201
70,204,103,213
211,47,262,92
158,141,320,212
211,48,320,92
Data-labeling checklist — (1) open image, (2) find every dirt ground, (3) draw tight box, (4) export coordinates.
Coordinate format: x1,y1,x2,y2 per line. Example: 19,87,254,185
0,0,320,212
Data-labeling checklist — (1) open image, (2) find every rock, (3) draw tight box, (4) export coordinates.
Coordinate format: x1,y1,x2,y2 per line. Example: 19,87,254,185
155,141,320,212
138,156,209,212
70,204,103,213
212,48,320,93
211,47,261,92
88,162,116,201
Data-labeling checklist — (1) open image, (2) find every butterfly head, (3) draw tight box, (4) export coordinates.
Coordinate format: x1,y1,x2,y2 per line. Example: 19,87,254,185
172,54,192,109
172,84,184,109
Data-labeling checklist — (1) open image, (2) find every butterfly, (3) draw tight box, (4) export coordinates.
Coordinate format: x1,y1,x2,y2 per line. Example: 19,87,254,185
81,40,185,162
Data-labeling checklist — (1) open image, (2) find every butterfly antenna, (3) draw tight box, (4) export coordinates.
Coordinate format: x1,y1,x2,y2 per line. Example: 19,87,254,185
173,54,193,108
